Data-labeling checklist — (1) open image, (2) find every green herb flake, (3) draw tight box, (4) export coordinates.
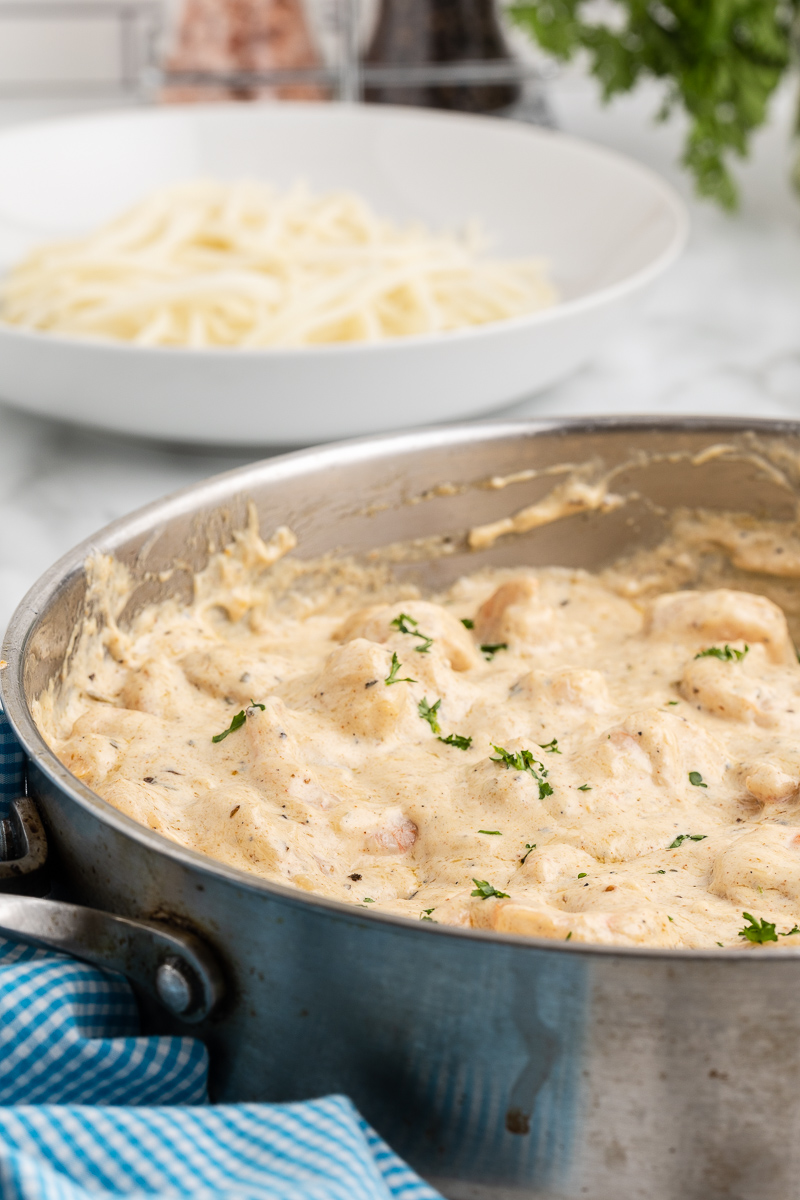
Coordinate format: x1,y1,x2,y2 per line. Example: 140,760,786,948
738,912,778,944
391,612,433,653
461,618,475,629
418,697,442,734
717,942,724,947
538,738,561,754
211,699,266,743
578,783,592,791
420,909,436,922
668,916,674,922
695,644,749,662
438,733,472,750
479,829,502,835
363,897,374,904
666,700,679,705
481,643,508,661
668,833,707,850
577,872,587,879
688,771,707,788
385,652,415,686
471,878,510,900
520,843,537,864
491,744,553,799
653,869,666,875
565,932,572,941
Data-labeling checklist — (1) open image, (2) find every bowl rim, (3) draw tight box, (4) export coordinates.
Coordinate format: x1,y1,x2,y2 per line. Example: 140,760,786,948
0,101,689,359
6,415,796,963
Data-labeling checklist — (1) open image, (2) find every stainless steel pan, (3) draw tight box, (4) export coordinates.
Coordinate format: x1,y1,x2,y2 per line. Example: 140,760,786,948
3,418,800,1200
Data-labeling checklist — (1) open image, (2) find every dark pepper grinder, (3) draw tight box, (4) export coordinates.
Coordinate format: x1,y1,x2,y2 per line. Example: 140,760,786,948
364,0,520,115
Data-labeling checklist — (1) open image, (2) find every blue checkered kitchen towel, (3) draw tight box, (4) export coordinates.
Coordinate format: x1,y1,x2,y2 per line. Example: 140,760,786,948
0,709,440,1200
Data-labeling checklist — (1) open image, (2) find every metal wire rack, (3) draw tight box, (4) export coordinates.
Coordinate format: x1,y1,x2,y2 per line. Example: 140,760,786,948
0,0,551,119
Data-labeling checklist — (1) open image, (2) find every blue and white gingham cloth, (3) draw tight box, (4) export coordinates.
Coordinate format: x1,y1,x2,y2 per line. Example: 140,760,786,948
0,712,440,1200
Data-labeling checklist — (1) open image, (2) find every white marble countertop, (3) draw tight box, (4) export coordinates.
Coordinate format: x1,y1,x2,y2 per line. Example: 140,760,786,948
1,75,799,632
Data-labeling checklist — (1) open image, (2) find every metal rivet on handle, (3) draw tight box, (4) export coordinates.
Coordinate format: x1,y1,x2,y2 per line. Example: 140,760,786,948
155,958,195,1016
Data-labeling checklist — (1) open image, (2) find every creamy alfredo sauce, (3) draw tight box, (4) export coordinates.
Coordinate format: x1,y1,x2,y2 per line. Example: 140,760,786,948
37,512,800,949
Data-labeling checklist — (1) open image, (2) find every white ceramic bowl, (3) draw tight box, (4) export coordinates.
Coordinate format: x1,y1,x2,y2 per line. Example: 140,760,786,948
0,103,687,445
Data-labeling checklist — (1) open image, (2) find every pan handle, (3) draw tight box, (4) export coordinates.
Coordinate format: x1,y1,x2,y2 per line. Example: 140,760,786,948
0,797,224,1023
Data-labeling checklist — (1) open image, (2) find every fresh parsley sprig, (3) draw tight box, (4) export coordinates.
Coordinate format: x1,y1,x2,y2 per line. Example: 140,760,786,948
481,643,508,660
212,700,265,743
438,733,472,750
538,738,561,754
385,652,415,686
668,833,707,849
520,842,537,864
471,879,510,899
738,912,800,945
688,771,707,788
418,697,442,734
491,745,554,799
695,644,749,662
391,612,433,654
510,0,796,210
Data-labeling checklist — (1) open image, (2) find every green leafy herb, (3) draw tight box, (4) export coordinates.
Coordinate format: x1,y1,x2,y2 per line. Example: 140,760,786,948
481,643,508,660
668,916,674,922
385,652,415,686
363,897,374,904
391,612,433,653
418,697,442,734
538,738,561,754
420,908,436,921
739,912,800,943
520,843,537,864
578,783,592,791
695,644,749,662
211,700,266,743
666,700,679,705
471,878,510,900
565,931,572,941
577,872,588,879
739,912,778,944
688,771,707,788
461,618,475,629
509,0,796,210
479,829,502,835
438,733,472,751
668,833,707,849
653,869,666,875
491,744,554,799
717,942,724,947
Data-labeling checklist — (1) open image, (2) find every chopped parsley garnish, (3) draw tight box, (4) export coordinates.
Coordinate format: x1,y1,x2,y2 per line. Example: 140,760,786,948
565,931,572,941
471,879,509,899
577,872,587,879
688,771,707,788
520,843,537,864
418,697,441,734
668,833,707,849
363,897,374,904
578,783,592,791
653,869,666,874
420,909,436,921
666,700,679,705
385,652,415,686
695,644,749,662
739,912,800,943
481,643,508,660
461,618,475,629
538,738,561,754
491,745,553,799
391,612,433,653
438,733,472,750
212,700,265,743
479,829,502,835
